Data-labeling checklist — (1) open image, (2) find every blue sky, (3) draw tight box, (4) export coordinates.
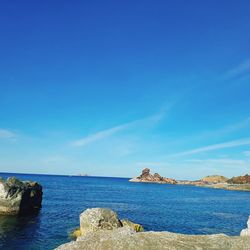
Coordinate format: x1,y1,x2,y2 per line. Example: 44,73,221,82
0,0,250,179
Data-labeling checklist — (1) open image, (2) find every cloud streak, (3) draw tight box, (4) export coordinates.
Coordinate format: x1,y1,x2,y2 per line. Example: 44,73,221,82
70,107,169,147
0,129,17,139
186,158,248,166
223,59,250,80
205,117,250,137
196,117,250,141
172,138,250,157
71,123,131,147
243,151,250,157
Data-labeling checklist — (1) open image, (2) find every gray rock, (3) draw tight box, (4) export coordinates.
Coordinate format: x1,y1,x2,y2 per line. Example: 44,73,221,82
80,208,122,235
56,230,250,250
121,219,144,232
55,208,250,250
240,216,250,236
0,177,43,215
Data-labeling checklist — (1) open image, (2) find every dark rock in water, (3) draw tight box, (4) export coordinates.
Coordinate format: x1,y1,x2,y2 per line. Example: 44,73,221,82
0,177,43,215
129,168,177,184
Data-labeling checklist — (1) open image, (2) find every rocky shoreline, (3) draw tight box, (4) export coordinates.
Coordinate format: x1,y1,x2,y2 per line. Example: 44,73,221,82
56,208,250,250
178,182,250,191
177,174,250,191
130,169,250,191
1,175,249,249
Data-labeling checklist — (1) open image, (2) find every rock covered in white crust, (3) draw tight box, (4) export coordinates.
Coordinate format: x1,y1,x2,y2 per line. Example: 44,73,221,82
241,216,250,236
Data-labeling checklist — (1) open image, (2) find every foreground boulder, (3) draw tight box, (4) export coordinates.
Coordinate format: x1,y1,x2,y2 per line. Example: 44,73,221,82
129,168,177,184
0,177,43,215
241,216,250,236
72,208,144,238
56,209,250,250
80,208,122,235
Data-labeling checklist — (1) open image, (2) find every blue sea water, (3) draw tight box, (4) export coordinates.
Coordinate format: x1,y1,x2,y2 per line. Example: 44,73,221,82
0,173,249,250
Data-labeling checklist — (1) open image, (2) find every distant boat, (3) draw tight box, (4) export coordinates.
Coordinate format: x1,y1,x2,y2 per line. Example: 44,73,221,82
76,173,89,177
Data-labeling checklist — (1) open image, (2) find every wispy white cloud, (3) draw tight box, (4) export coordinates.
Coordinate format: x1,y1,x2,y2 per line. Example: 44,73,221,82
71,123,129,147
42,155,71,165
223,59,250,80
202,117,250,138
70,107,170,147
137,158,249,168
172,138,250,157
243,151,250,157
0,129,17,139
183,158,250,177
186,158,248,166
168,117,250,148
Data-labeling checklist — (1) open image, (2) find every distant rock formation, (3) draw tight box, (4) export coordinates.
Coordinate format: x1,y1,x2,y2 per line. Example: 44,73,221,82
129,168,177,184
227,174,250,184
178,175,228,186
241,216,250,236
0,177,43,215
177,174,250,191
56,208,250,250
201,175,228,184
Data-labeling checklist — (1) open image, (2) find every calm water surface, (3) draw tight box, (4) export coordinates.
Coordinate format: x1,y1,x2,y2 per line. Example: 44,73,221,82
0,173,250,250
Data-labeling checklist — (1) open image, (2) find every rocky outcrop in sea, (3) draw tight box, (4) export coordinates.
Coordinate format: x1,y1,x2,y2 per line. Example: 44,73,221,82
129,168,177,184
56,208,250,250
0,177,43,215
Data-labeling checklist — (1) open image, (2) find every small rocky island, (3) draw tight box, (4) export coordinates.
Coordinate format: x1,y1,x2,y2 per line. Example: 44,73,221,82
0,177,43,215
129,168,177,184
56,208,250,250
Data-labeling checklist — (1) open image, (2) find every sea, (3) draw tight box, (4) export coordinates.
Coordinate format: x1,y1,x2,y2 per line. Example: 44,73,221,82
0,173,250,250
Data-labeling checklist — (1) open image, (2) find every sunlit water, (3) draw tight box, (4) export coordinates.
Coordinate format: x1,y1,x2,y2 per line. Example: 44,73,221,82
0,173,249,250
